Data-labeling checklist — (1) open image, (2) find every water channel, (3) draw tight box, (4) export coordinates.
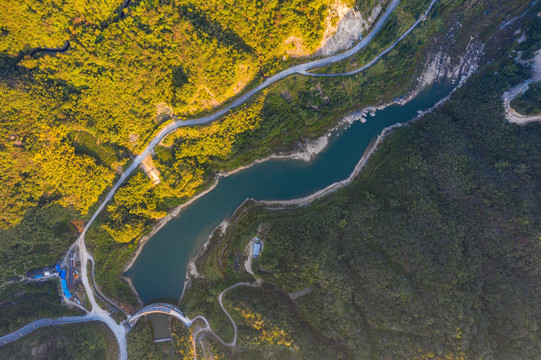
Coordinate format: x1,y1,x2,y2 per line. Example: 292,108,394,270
126,81,454,304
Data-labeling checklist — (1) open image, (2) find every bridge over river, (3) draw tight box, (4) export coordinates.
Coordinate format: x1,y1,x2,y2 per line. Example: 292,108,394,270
123,303,192,329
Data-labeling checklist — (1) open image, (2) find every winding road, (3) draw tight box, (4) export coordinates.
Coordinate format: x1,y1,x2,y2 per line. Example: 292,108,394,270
306,0,438,77
503,50,541,125
190,282,258,360
1,0,449,358
0,315,110,345
69,0,405,241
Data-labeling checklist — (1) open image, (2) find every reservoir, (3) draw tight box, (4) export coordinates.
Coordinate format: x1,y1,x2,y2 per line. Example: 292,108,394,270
126,81,454,304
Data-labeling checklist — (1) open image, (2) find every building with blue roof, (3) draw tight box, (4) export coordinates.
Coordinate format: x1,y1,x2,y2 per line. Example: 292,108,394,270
61,279,72,299
253,237,262,258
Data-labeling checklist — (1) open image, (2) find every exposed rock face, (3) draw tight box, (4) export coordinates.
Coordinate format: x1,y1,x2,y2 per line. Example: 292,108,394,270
418,38,484,88
315,2,383,56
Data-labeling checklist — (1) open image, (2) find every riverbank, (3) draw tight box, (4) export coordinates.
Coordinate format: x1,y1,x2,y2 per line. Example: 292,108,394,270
131,23,491,305
178,28,541,356
179,22,493,297
99,0,407,296
181,9,535,301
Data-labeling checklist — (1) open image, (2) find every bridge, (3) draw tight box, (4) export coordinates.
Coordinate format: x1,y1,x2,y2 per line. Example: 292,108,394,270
125,303,192,329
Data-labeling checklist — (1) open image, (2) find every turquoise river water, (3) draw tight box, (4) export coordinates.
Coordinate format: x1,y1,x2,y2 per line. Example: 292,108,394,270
126,82,454,304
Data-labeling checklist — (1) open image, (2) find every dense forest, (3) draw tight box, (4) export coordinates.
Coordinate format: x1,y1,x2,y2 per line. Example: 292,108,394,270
180,21,541,359
1,0,528,289
0,0,360,229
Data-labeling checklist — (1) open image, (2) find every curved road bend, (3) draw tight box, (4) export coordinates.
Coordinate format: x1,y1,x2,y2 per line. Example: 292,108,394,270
89,254,129,317
64,0,403,313
71,0,403,243
305,0,439,77
502,50,541,125
190,281,257,358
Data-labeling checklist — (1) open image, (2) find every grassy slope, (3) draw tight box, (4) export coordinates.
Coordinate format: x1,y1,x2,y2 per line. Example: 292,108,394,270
179,12,541,360
0,282,83,337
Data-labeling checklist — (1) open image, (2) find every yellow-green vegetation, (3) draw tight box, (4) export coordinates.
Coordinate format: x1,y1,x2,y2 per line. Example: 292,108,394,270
0,0,375,285
102,0,528,243
172,320,196,359
179,36,541,359
0,0,361,230
0,0,117,54
235,305,293,347
0,0,531,314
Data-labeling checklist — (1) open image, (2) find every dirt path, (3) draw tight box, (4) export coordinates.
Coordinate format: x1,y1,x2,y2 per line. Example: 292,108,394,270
503,50,541,125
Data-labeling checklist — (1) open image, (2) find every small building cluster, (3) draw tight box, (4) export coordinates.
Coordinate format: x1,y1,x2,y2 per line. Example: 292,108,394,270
26,261,61,280
25,251,81,303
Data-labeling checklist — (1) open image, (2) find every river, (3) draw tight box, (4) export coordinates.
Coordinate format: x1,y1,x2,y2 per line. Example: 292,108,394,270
126,81,454,304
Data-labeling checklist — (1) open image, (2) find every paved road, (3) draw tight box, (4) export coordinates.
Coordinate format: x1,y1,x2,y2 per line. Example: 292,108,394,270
89,254,129,317
126,303,192,327
72,0,404,243
190,281,257,359
57,1,408,353
0,315,101,345
0,314,127,359
502,50,541,125
306,0,439,77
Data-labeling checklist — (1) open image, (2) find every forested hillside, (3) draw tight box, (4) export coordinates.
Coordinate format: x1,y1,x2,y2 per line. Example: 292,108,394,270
1,0,389,281
180,21,541,359
87,0,531,310
1,0,364,228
